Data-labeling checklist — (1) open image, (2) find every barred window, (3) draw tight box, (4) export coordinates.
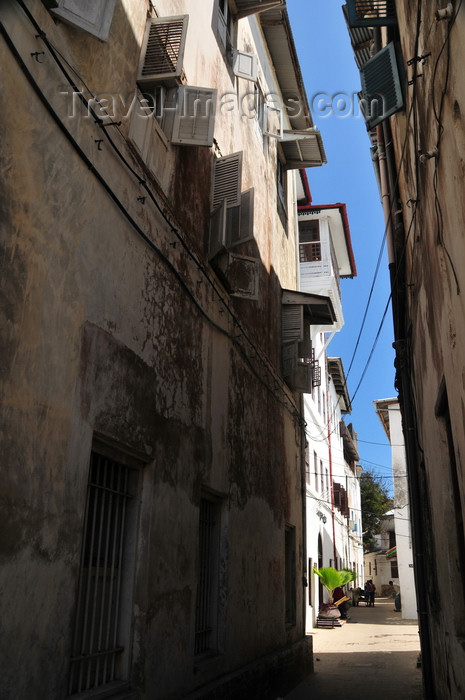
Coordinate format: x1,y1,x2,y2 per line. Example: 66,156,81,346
68,447,141,695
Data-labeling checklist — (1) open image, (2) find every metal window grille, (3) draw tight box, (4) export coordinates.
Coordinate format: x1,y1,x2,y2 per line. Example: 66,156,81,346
195,498,218,655
68,451,134,695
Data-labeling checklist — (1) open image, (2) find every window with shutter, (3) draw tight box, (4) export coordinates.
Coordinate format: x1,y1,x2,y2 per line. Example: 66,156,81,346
227,189,254,248
298,318,312,360
49,0,116,40
279,130,326,169
282,305,304,344
217,0,235,51
209,155,256,263
171,86,217,146
346,0,397,27
208,201,228,260
360,42,403,129
137,16,188,89
212,153,242,210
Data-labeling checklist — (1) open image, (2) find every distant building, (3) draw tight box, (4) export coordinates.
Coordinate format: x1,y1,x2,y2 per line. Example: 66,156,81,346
374,398,416,619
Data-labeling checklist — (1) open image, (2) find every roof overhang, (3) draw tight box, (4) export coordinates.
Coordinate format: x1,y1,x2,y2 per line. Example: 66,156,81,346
328,357,352,413
374,397,399,442
233,0,285,19
282,289,336,326
340,420,360,462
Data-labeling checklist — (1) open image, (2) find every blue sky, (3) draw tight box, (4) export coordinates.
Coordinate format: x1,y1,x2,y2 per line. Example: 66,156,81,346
287,1,396,493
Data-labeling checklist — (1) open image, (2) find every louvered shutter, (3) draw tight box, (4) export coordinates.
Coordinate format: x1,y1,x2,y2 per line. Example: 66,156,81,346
137,16,188,88
234,0,285,19
298,318,311,360
171,86,217,146
360,43,403,129
233,50,258,82
212,152,242,210
227,188,254,248
279,130,326,169
347,0,397,27
209,200,228,260
50,0,116,40
282,305,303,343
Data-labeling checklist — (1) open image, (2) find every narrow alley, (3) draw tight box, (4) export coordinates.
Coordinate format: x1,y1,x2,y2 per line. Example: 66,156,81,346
284,598,423,700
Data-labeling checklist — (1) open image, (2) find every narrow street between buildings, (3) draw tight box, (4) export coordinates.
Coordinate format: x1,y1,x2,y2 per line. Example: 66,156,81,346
284,598,423,700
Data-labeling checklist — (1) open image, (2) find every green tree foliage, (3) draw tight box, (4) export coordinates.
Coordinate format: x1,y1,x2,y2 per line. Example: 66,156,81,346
360,470,393,552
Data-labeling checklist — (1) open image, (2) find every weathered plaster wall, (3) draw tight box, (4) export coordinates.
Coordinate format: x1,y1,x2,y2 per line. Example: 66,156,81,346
0,1,308,698
391,2,465,696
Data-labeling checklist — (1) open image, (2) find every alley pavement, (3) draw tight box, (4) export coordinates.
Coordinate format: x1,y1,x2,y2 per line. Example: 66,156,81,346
283,597,423,700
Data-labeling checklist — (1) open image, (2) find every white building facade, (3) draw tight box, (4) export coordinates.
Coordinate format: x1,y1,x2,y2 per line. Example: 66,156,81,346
374,398,417,620
295,195,364,630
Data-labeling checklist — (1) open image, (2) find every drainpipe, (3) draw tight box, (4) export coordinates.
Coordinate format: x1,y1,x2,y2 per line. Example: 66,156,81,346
376,125,395,265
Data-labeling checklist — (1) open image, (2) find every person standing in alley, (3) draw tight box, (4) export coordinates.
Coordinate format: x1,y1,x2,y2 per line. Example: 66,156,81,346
368,580,376,606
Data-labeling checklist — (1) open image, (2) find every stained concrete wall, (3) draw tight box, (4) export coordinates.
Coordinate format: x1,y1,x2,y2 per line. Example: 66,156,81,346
0,1,314,698
384,2,465,697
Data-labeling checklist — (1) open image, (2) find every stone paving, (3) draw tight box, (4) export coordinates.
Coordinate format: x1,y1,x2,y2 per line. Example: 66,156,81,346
283,597,424,700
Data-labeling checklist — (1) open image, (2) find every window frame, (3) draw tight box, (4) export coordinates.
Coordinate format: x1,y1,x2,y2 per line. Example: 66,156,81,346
285,525,297,626
195,493,223,656
68,442,143,696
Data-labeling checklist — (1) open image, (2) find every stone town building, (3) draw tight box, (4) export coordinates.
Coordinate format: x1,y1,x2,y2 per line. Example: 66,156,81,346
345,1,465,697
294,183,364,628
0,1,334,698
374,397,416,620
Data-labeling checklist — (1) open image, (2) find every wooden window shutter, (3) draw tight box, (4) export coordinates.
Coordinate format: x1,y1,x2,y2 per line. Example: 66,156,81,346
298,317,311,360
360,43,403,129
227,188,254,248
137,16,188,88
233,50,258,82
209,200,228,260
171,86,217,146
50,0,117,40
282,304,303,344
234,0,285,19
347,0,397,27
212,152,242,210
